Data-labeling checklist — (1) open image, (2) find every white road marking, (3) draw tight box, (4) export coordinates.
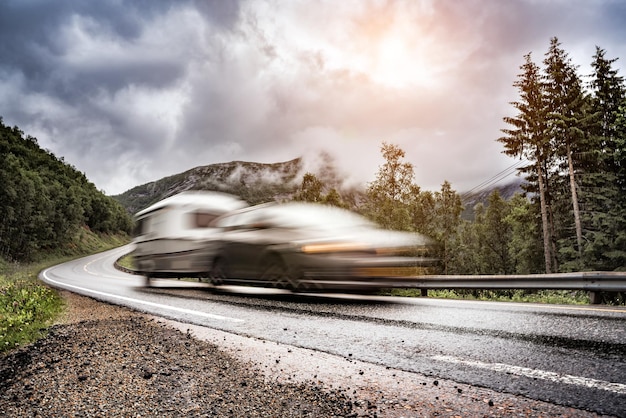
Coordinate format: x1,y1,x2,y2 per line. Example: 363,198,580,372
431,355,626,395
41,267,244,323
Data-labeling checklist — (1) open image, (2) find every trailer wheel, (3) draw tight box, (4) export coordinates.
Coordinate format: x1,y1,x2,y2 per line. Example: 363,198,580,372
209,258,227,286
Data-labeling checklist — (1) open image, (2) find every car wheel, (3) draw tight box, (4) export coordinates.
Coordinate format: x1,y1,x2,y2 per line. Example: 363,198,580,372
261,256,298,290
209,258,227,285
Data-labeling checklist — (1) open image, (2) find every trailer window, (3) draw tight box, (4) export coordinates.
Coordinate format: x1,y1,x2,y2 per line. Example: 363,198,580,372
192,211,218,228
133,218,147,237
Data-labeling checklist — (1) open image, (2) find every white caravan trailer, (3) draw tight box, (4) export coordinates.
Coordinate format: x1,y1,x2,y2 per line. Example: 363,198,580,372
133,191,246,283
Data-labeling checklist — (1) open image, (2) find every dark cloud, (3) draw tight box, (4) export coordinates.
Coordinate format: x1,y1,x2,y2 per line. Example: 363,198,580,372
192,0,241,27
0,2,155,79
0,1,241,95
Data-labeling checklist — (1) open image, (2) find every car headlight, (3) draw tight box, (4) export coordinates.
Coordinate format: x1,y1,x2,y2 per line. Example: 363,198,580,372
375,245,431,257
300,242,369,254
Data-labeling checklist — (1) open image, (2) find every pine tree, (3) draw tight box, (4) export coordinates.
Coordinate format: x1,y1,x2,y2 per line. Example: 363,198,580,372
294,172,323,203
543,37,587,268
448,211,483,275
432,181,463,274
585,47,626,270
505,194,545,274
481,191,514,274
499,53,556,273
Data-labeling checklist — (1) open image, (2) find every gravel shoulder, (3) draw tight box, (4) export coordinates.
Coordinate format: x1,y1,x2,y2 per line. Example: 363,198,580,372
0,291,607,417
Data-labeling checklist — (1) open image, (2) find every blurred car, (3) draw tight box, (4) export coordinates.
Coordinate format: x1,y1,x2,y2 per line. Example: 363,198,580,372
208,202,438,292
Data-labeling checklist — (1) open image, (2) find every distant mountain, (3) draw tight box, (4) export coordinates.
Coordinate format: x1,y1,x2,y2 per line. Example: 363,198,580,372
112,158,306,214
460,177,526,220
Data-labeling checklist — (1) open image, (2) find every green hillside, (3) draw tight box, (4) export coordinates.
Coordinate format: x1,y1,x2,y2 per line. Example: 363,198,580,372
0,117,133,262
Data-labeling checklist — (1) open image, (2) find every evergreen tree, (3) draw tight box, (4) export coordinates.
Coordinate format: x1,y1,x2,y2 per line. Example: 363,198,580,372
499,40,626,273
431,181,463,274
589,47,625,175
584,47,626,270
449,206,484,275
499,53,556,273
505,194,545,274
293,173,348,208
481,191,514,274
294,172,323,203
543,37,587,268
322,188,346,208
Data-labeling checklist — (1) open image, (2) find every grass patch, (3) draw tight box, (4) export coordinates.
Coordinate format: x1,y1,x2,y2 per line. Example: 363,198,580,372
116,252,136,271
0,262,65,352
34,227,130,262
115,252,203,283
384,288,591,304
0,229,130,354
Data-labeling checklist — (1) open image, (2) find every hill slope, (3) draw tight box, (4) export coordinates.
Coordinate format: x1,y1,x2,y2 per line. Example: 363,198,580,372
0,117,132,261
113,158,305,214
460,177,526,219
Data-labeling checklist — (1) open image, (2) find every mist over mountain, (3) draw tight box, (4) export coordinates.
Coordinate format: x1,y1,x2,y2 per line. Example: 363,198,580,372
113,158,302,214
112,150,363,214
113,151,524,218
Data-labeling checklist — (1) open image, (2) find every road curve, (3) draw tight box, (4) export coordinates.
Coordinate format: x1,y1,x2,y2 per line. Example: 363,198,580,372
41,246,626,417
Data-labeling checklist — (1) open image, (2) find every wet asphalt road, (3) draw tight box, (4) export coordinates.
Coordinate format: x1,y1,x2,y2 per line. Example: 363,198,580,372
41,246,626,417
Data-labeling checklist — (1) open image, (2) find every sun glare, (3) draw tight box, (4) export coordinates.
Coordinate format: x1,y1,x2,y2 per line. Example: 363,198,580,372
370,34,434,89
269,3,440,90
321,19,436,89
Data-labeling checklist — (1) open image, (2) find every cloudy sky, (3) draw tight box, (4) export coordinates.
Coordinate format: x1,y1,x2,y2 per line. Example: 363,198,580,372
1,0,625,195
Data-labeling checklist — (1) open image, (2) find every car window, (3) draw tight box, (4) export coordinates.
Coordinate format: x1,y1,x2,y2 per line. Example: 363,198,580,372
214,211,261,229
214,204,375,231
265,205,374,230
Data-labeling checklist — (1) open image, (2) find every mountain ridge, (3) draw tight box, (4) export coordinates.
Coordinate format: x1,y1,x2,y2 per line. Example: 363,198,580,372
113,158,306,214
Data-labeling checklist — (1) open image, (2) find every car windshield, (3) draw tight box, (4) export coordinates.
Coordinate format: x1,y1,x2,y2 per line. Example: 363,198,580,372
262,204,375,230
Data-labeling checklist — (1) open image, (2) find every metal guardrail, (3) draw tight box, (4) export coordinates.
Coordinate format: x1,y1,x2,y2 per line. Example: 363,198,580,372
116,252,625,304
393,271,626,304
398,271,626,292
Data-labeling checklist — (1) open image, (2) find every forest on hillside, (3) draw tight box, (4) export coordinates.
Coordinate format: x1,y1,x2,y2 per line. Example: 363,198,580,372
0,118,133,262
295,38,626,275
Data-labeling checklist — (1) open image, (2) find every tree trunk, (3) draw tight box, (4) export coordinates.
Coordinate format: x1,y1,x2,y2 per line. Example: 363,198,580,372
536,161,553,273
545,191,559,272
566,142,584,266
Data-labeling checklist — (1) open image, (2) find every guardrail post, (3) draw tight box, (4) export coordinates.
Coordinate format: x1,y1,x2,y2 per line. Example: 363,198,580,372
421,289,428,297
589,291,601,305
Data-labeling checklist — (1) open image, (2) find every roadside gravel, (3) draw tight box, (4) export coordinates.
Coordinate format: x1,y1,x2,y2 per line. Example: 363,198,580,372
0,291,607,417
